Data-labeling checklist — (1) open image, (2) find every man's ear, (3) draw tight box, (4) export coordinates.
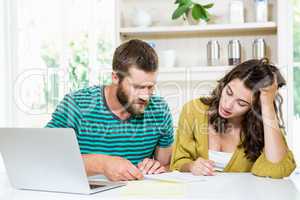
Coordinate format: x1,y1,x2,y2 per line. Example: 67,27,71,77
111,71,119,85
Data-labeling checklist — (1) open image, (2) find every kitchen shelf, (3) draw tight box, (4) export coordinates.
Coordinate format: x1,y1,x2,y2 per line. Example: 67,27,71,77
99,66,234,82
120,22,277,37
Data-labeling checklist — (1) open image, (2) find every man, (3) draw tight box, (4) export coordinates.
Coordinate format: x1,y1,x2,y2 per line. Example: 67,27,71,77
46,39,174,181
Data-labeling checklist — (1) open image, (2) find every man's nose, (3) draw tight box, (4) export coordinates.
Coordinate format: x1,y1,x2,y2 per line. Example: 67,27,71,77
139,87,153,98
139,94,150,101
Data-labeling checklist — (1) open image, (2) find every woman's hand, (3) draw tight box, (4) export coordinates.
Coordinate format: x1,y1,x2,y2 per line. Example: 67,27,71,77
259,74,288,163
259,75,278,104
189,157,215,176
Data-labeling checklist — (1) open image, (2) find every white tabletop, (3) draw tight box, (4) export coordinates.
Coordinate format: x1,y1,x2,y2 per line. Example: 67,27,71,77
1,171,300,200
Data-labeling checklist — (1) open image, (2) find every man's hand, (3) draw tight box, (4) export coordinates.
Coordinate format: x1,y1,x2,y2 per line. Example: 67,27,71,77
102,156,144,181
137,158,167,175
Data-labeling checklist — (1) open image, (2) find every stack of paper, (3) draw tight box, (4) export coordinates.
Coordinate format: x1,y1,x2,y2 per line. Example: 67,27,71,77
144,171,208,183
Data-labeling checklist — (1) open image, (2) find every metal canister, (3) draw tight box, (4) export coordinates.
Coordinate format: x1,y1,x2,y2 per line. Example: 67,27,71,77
252,38,266,59
228,39,241,65
207,40,220,66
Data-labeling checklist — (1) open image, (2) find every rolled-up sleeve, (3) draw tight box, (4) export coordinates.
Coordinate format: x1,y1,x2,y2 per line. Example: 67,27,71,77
251,150,296,179
251,131,296,179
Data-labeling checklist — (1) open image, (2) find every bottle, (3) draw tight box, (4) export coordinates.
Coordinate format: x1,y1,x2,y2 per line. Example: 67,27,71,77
228,40,241,65
252,38,266,59
207,40,221,66
255,0,268,22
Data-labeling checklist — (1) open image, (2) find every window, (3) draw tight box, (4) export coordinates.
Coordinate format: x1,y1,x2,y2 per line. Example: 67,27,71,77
0,0,6,127
4,0,115,127
293,0,300,163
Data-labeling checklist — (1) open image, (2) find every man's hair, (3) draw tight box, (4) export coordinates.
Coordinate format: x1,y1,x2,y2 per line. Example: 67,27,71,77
112,39,158,79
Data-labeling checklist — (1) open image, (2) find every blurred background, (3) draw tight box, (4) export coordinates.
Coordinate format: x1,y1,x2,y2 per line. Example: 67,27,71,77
0,0,299,170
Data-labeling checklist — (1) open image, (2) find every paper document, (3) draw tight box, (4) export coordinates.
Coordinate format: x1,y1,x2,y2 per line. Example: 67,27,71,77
89,171,224,183
144,171,208,183
89,171,207,183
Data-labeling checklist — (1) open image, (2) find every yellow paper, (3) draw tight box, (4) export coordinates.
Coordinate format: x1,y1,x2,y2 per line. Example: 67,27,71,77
121,180,186,198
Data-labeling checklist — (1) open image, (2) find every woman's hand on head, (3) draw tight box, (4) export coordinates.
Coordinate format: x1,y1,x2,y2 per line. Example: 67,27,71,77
259,75,278,104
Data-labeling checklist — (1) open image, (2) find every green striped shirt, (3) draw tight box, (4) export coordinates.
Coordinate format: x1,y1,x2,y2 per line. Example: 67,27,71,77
46,85,174,165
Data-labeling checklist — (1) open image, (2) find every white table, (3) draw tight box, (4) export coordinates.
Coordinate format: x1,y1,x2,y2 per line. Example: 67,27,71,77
1,172,300,200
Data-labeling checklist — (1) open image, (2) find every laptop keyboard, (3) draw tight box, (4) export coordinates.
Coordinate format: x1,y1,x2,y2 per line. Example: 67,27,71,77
89,184,106,189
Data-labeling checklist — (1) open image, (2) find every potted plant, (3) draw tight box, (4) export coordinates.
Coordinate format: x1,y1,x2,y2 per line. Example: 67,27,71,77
172,0,214,25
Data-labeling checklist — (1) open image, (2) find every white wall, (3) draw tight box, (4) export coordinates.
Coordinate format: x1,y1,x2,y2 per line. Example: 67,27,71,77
0,0,6,171
0,154,5,173
0,0,7,127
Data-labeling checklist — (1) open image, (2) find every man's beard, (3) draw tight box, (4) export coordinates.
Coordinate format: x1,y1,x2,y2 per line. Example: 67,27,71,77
116,84,149,115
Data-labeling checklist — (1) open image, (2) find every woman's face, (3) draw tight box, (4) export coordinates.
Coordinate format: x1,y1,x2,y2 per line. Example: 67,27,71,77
219,78,253,119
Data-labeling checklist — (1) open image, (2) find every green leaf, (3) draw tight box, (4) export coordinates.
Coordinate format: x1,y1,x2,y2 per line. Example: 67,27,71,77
172,2,192,20
203,9,210,21
192,4,203,20
176,0,190,5
203,3,214,9
192,4,208,21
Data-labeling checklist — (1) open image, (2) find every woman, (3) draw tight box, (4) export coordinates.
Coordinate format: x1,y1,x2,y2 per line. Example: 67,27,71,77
170,58,296,179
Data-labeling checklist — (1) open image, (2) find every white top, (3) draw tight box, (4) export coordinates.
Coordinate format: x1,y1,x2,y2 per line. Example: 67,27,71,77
209,150,234,171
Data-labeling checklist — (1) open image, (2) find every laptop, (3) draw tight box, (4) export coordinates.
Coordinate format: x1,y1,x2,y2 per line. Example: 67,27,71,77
0,128,126,194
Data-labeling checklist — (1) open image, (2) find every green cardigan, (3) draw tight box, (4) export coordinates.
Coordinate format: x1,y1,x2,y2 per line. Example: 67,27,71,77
170,99,296,179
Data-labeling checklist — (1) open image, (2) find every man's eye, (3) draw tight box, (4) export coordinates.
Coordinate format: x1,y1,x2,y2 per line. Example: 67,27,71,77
133,85,142,89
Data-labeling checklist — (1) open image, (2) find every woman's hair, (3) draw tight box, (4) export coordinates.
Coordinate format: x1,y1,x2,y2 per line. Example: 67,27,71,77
200,58,286,162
